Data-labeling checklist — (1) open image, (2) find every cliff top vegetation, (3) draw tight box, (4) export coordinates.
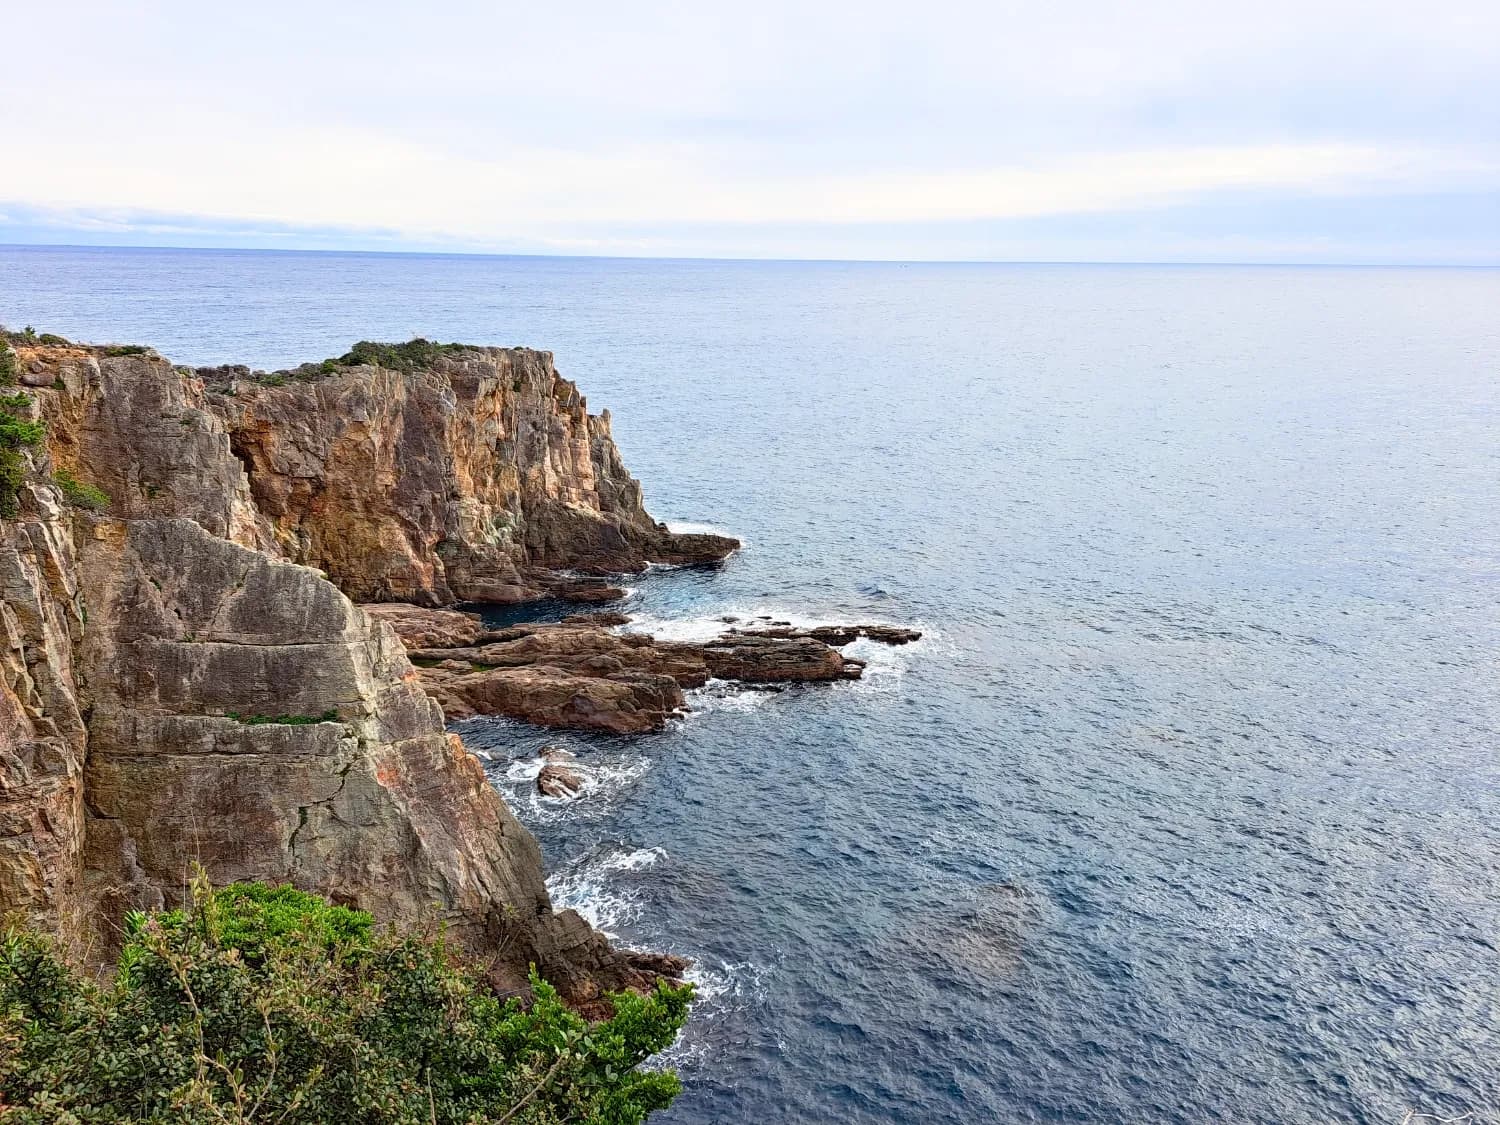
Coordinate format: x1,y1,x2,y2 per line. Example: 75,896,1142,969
0,875,691,1124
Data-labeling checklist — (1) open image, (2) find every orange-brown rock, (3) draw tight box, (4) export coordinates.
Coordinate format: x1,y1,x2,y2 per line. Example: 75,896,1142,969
421,662,687,734
537,762,585,798
362,603,484,648
399,619,875,732
206,346,738,604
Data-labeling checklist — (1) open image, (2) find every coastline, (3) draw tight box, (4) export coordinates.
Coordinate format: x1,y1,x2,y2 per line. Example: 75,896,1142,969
0,330,914,1014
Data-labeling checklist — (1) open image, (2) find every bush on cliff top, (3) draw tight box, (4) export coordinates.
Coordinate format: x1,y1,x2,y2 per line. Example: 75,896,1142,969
0,875,691,1124
336,338,468,373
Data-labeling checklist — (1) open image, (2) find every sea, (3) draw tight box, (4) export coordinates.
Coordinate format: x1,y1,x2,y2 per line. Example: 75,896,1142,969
3,245,1498,1124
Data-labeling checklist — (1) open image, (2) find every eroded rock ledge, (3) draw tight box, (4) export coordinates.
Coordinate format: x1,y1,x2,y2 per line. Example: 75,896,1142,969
363,605,921,734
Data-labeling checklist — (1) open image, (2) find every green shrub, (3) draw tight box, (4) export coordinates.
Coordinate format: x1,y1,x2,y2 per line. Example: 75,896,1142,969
0,874,690,1124
335,338,467,373
0,349,14,387
102,344,151,357
36,333,71,347
0,394,44,519
52,468,110,512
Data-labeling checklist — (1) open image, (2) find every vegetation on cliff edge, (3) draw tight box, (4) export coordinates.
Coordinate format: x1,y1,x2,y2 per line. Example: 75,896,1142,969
0,876,691,1124
335,338,469,373
0,394,44,519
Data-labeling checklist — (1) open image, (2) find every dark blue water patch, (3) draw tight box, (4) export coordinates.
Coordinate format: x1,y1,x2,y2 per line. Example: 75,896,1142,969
6,249,1499,1124
460,597,580,628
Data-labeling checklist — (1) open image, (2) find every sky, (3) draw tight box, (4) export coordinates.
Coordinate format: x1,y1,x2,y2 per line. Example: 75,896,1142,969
1,1,1497,263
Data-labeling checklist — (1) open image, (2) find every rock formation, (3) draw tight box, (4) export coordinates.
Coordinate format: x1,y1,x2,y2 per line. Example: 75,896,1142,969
204,343,736,604
0,334,730,1003
369,606,919,733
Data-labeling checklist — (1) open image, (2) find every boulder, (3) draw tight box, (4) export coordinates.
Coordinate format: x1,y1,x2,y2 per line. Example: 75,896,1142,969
537,763,585,798
552,581,628,604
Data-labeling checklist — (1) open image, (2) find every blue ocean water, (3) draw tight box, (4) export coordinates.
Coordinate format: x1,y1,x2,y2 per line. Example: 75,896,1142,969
3,245,1499,1124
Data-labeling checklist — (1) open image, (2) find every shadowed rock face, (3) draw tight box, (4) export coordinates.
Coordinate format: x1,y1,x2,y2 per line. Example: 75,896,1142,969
0,488,89,951
0,336,714,1002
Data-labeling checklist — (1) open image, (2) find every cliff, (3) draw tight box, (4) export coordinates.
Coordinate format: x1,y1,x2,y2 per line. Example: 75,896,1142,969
204,341,734,603
0,334,731,1004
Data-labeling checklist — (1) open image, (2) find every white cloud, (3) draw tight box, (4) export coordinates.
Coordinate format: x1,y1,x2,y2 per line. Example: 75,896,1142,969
0,0,1496,259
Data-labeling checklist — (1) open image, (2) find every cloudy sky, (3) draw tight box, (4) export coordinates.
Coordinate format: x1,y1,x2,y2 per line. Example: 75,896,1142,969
2,1,1496,262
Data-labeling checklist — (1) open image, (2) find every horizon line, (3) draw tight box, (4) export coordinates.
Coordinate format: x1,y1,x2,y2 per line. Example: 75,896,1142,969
1,239,1496,271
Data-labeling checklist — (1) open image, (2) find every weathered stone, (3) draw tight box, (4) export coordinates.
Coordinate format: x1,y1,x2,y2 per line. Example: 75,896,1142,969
561,611,632,626
744,623,923,646
29,345,269,550
70,517,644,1001
209,347,739,603
553,582,628,604
362,603,484,648
399,619,886,731
700,633,850,681
0,486,89,954
419,662,686,734
537,763,585,798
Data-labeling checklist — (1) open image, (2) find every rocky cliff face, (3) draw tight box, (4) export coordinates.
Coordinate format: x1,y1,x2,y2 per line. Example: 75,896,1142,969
0,335,723,1003
208,345,734,604
0,486,88,954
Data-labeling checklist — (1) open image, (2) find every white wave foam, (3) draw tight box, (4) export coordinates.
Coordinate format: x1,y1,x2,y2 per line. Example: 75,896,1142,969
686,679,777,715
685,959,763,1005
544,845,665,936
599,845,667,872
663,520,737,538
649,957,774,1072
499,750,653,824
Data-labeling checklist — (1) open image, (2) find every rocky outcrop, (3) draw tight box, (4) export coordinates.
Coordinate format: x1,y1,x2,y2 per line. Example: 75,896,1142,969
362,603,484,648
373,608,918,733
1,334,738,1006
204,345,737,604
24,344,269,551
743,623,923,646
